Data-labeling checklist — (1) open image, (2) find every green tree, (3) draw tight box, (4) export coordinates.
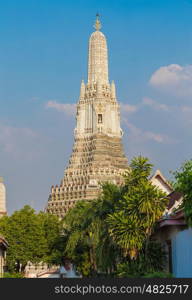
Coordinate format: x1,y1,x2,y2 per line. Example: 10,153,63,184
173,159,192,226
37,212,63,264
64,199,107,276
116,241,167,277
107,156,168,259
0,205,62,273
63,183,122,276
91,183,122,275
59,156,169,277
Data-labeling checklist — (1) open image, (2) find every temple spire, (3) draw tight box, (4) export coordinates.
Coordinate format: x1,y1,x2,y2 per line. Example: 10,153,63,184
111,80,116,99
88,15,108,84
46,16,128,218
94,13,102,31
79,80,85,100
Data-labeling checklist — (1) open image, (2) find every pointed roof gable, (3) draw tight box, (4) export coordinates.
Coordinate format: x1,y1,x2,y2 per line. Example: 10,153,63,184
150,169,173,195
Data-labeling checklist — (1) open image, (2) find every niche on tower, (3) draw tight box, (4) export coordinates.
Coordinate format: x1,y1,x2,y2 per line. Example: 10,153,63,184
98,114,103,124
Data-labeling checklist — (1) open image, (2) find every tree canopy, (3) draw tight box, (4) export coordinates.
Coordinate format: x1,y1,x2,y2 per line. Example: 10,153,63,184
0,205,62,273
173,159,192,226
63,156,169,276
107,156,167,258
0,156,170,277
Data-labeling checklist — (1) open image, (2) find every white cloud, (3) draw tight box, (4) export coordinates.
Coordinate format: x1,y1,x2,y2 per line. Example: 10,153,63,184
180,106,192,124
142,97,170,111
120,103,138,114
150,64,183,86
121,98,170,115
46,101,138,117
181,106,192,113
144,132,168,143
142,97,192,124
0,124,39,157
30,97,40,102
46,101,76,116
123,119,177,145
149,64,192,96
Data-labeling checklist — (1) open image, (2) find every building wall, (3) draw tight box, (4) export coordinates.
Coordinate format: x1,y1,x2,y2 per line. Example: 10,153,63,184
0,246,6,278
0,248,3,277
37,273,60,278
150,177,171,195
24,262,58,278
172,228,192,278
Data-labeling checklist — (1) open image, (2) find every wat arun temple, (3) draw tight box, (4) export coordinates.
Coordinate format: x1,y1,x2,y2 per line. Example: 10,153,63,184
46,16,129,218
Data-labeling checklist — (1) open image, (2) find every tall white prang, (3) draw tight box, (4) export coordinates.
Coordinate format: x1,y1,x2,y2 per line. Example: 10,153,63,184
46,16,128,218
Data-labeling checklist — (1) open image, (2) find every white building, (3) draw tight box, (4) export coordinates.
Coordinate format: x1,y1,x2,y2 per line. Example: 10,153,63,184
0,177,6,218
0,236,8,277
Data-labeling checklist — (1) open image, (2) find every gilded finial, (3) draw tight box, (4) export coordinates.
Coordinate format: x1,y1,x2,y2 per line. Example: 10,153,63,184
94,13,102,31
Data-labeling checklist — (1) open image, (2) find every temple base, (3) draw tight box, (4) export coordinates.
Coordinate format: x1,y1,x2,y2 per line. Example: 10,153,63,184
46,133,128,218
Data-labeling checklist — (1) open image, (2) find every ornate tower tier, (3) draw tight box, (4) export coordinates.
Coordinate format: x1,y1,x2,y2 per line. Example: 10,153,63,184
46,16,128,218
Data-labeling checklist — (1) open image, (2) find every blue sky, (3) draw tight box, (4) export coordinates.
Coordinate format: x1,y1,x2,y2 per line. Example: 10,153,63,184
0,0,192,214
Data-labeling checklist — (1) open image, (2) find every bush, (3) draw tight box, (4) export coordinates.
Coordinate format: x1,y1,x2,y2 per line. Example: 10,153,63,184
142,272,173,278
3,272,24,278
115,241,167,278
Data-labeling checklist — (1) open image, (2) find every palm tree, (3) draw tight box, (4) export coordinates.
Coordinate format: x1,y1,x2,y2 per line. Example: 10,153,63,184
107,156,168,259
63,183,123,276
92,183,123,274
63,156,169,274
107,212,145,259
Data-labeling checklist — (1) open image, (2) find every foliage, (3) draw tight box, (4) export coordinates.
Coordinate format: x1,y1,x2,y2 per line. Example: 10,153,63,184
62,200,94,276
63,183,122,276
0,156,170,277
107,156,168,259
38,212,63,264
173,159,192,226
62,156,168,276
115,241,167,277
3,272,24,278
0,206,62,273
142,272,173,278
107,212,145,258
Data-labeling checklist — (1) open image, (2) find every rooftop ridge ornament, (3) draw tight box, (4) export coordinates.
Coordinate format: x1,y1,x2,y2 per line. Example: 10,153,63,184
94,13,102,31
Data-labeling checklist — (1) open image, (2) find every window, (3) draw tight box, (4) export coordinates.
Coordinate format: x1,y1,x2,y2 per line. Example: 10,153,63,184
98,114,103,124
